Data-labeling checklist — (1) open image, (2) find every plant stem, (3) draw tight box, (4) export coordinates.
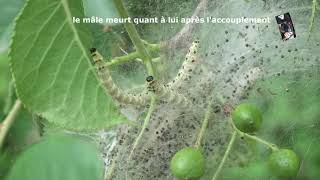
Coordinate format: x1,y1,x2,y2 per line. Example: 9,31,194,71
105,43,161,67
127,96,156,162
113,0,154,76
212,131,237,180
194,103,212,148
231,122,279,152
0,100,22,149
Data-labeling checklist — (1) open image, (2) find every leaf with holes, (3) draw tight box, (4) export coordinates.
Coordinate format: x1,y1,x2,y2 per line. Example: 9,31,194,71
9,0,128,131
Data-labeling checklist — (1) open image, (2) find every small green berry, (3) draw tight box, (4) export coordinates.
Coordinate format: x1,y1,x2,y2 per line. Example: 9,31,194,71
232,103,262,133
170,147,205,179
268,149,300,177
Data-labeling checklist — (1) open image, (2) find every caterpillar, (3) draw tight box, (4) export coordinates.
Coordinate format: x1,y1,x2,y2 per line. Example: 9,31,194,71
146,76,192,109
90,48,148,106
168,40,201,88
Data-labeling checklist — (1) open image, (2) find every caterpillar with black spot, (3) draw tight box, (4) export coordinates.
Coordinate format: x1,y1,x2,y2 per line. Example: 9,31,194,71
168,40,201,88
146,76,192,109
90,48,148,106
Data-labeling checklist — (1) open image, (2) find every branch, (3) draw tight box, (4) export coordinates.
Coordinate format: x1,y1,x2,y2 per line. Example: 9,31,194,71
113,0,155,76
0,100,22,149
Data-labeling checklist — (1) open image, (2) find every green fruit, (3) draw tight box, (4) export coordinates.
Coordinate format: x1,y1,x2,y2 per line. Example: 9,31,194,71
170,147,205,179
268,149,300,177
232,103,262,133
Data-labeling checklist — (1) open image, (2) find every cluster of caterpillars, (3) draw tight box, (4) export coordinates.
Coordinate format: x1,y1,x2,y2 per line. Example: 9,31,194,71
89,40,200,108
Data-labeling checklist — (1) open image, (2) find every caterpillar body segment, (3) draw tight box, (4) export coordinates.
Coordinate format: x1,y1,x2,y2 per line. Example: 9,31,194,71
168,40,201,88
146,76,192,109
90,48,148,106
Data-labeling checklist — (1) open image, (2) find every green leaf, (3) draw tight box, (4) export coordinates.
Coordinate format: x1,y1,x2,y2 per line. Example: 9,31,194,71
0,108,40,179
6,108,41,152
6,134,104,180
9,0,128,131
0,150,15,179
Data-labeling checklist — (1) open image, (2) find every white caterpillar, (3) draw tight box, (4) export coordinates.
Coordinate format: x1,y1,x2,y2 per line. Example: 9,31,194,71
146,76,192,109
168,40,201,88
90,48,148,106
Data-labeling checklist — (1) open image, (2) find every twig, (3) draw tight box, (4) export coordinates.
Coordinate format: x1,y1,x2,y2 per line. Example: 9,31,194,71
211,130,237,180
0,100,22,149
113,0,155,76
105,43,161,67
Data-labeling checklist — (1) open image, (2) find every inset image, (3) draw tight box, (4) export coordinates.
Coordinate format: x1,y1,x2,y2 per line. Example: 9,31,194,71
275,12,296,41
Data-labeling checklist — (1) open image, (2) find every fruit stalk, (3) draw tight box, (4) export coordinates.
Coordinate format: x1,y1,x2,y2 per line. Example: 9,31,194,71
212,130,237,180
232,122,279,152
127,96,157,162
194,102,212,148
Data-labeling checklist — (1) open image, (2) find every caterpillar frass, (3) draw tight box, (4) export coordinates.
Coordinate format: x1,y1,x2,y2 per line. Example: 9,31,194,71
228,67,262,102
146,76,192,109
90,48,148,106
168,40,201,88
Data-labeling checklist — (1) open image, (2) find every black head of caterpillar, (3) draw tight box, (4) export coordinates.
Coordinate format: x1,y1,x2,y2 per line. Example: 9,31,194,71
90,48,97,53
89,47,103,65
145,75,193,108
146,76,154,82
146,76,156,92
